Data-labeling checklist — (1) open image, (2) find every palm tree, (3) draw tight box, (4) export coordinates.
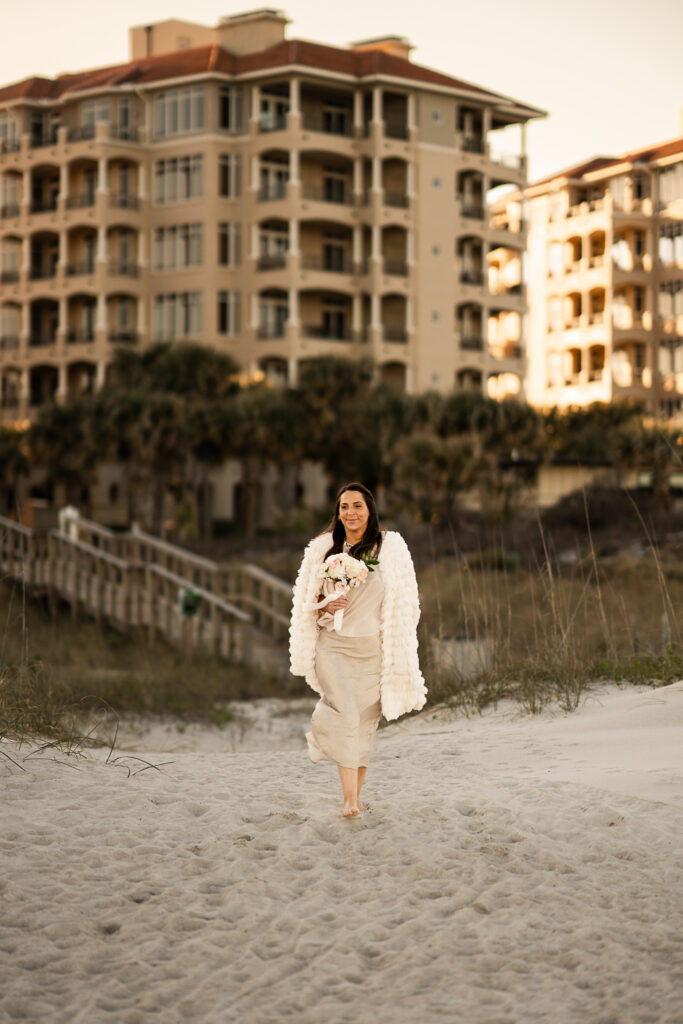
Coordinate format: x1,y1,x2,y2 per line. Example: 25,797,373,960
28,398,103,516
0,426,29,516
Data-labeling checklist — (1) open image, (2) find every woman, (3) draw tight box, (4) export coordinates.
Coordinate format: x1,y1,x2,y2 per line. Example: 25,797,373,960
289,482,427,818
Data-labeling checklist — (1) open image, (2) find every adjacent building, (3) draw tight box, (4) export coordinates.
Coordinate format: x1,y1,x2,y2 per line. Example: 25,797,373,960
522,138,683,419
0,7,544,422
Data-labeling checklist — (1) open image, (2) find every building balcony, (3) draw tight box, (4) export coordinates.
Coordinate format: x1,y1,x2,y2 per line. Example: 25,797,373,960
109,125,140,143
460,201,486,221
108,262,139,277
460,270,485,286
383,260,408,277
259,183,288,202
30,197,58,214
301,115,352,138
384,191,409,209
1,203,20,219
383,327,408,344
29,266,58,281
0,334,20,351
460,335,484,351
66,193,96,210
259,116,288,134
0,270,20,284
30,130,59,149
257,254,287,271
109,193,140,210
257,326,286,340
66,329,95,344
66,261,96,277
108,330,139,344
301,254,352,274
460,135,485,154
302,324,352,341
67,125,97,142
29,334,56,347
301,184,352,206
0,140,21,155
384,121,409,141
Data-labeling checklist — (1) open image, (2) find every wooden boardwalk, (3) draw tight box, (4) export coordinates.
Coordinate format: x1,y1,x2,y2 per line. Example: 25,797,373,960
0,509,293,670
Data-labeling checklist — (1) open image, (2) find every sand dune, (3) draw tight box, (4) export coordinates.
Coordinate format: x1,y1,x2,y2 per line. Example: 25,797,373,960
1,682,682,1024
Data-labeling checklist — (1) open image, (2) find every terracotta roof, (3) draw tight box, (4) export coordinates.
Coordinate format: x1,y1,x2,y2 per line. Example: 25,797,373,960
529,136,683,190
0,38,543,117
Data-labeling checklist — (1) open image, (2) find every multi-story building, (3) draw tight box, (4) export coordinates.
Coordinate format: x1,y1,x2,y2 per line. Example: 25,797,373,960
522,138,683,419
0,8,544,423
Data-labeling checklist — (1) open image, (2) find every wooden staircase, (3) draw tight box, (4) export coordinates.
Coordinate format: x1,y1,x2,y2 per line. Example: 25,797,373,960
0,509,293,674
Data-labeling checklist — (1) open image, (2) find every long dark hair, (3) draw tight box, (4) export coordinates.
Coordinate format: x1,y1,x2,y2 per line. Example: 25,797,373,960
322,482,383,562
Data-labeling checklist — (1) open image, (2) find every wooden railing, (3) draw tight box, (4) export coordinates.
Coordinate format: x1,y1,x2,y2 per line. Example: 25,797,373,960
0,510,293,664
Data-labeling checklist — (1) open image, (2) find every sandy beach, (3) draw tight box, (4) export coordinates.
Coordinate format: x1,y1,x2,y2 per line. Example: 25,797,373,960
1,681,682,1024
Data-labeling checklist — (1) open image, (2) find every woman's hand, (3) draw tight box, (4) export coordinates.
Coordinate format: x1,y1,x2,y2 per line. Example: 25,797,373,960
319,594,348,615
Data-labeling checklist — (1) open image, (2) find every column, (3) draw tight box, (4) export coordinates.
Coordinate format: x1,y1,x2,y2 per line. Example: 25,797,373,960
57,297,67,343
371,292,381,329
250,85,261,130
250,292,259,329
407,161,415,198
407,93,417,134
371,224,381,264
21,236,30,272
353,225,362,270
59,164,68,204
407,231,415,269
95,362,106,389
138,163,147,200
56,363,67,401
289,78,300,119
97,157,108,195
353,157,363,200
352,292,361,333
288,287,299,326
21,170,30,211
354,90,363,136
289,148,300,187
96,294,106,332
251,223,259,260
482,107,492,158
97,226,107,265
372,86,383,125
137,298,145,336
58,230,67,268
289,218,299,255
372,156,382,193
251,155,260,192
406,296,414,333
138,230,146,268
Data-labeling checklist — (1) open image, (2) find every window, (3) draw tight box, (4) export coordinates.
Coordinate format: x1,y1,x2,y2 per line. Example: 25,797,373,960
153,87,205,138
323,168,346,204
260,94,288,132
0,113,18,148
219,87,244,133
154,224,203,270
432,110,442,123
82,100,110,128
217,291,241,336
259,296,288,338
153,292,202,340
659,164,683,207
154,156,203,203
323,102,349,135
322,298,348,339
218,222,241,266
219,154,242,198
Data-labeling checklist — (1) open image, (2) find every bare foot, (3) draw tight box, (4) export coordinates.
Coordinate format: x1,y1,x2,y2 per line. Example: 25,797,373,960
342,803,360,818
357,801,366,812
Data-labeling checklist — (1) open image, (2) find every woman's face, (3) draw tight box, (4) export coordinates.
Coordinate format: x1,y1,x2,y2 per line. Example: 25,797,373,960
339,490,370,536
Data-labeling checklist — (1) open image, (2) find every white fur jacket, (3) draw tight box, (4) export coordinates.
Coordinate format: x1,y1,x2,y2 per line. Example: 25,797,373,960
289,530,427,721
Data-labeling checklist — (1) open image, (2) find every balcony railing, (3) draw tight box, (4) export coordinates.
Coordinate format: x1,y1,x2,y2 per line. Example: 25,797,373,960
301,114,352,137
384,260,408,277
461,135,485,154
258,182,288,201
0,270,20,284
66,193,96,209
30,196,58,214
301,254,352,274
384,191,409,208
109,125,139,142
384,328,408,344
301,184,351,205
1,395,19,408
259,116,288,133
0,335,20,351
109,193,139,210
67,125,96,142
29,266,57,281
108,331,139,344
460,335,484,351
257,326,286,340
108,262,139,277
66,261,95,277
0,139,20,154
67,329,95,344
460,270,485,286
460,202,485,220
1,203,20,218
302,324,352,341
29,334,57,347
30,130,59,149
385,121,409,140
257,254,287,271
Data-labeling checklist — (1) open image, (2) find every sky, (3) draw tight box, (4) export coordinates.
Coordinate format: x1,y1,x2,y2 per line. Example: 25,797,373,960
1,0,681,182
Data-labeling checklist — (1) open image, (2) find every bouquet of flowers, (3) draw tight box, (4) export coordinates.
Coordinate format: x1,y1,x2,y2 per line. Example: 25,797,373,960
309,552,369,631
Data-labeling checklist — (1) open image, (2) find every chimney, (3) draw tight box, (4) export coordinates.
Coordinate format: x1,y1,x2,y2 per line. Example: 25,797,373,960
351,35,414,62
216,8,289,55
